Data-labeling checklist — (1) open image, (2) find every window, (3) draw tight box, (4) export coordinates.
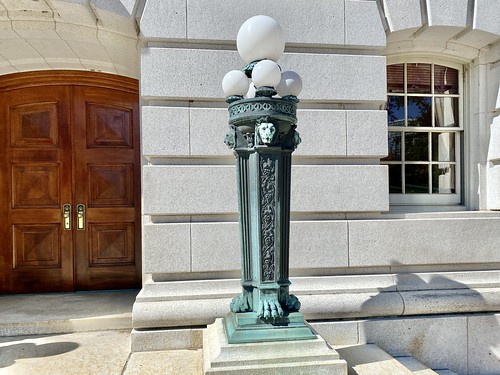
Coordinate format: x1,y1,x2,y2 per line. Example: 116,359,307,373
382,62,462,205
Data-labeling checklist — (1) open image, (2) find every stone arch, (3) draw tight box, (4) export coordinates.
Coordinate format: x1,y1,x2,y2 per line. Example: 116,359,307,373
376,0,499,60
0,0,139,77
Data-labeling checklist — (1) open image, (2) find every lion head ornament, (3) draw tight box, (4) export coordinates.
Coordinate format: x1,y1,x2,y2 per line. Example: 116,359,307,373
257,122,276,145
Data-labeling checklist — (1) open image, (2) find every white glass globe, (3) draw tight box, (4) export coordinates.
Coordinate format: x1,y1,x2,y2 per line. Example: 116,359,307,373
251,60,281,88
245,82,256,98
222,70,249,96
276,70,303,97
236,15,285,64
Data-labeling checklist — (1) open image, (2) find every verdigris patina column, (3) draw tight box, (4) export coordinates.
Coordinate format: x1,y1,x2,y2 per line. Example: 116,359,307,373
221,15,315,344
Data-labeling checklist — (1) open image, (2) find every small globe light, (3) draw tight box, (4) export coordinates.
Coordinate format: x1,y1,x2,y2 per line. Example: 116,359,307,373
245,82,256,98
237,15,285,64
252,60,281,88
276,70,303,97
222,70,249,96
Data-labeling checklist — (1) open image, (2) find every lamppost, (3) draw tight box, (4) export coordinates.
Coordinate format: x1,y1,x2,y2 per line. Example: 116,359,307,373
222,15,315,344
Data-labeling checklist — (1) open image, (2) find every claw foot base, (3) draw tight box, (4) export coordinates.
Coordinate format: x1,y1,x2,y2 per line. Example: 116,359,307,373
223,311,316,344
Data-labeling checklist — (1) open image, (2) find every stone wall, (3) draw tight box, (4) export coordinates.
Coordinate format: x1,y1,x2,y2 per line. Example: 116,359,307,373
134,0,500,372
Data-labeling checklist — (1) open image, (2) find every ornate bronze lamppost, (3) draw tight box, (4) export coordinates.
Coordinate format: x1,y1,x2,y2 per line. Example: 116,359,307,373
222,15,315,344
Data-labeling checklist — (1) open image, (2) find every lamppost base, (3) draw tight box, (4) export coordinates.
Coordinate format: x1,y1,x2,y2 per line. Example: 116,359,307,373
223,311,316,344
204,318,347,375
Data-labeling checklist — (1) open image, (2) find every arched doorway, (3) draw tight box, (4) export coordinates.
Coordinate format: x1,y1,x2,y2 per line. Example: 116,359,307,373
0,71,141,293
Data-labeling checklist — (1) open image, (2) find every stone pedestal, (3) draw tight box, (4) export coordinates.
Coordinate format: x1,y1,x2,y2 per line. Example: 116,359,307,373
203,318,347,375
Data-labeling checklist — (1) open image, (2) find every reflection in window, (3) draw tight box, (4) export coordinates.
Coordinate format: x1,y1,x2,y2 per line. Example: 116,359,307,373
405,132,428,161
389,164,402,193
432,133,455,162
385,132,401,161
406,165,429,193
387,64,404,93
407,63,431,93
434,65,458,94
435,97,458,127
407,97,432,127
383,63,461,200
387,96,404,126
432,165,455,194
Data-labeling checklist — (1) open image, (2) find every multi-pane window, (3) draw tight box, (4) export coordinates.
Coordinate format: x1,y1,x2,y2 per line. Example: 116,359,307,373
383,63,462,205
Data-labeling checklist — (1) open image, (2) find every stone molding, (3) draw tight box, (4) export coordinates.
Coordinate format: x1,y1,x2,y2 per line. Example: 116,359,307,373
139,0,385,48
381,0,500,36
132,270,500,329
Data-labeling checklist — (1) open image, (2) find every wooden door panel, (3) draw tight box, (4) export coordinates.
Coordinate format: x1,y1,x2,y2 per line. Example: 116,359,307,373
86,103,133,148
89,164,134,207
12,224,62,269
12,162,60,208
0,86,73,293
0,72,140,293
89,223,135,266
10,102,59,147
73,86,140,290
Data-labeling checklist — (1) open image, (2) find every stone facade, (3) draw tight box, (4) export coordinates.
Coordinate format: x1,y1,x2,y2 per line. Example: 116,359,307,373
133,1,500,373
1,0,499,374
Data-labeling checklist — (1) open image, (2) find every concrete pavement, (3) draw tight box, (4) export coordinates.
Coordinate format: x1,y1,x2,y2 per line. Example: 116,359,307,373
0,291,202,375
0,330,202,375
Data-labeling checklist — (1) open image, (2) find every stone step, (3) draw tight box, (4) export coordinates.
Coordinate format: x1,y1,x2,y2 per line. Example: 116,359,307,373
336,344,415,374
0,291,137,336
395,356,439,374
395,357,458,374
336,344,458,375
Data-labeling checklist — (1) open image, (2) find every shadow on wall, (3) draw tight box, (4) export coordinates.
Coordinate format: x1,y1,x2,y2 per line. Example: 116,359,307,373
0,340,79,369
360,266,500,375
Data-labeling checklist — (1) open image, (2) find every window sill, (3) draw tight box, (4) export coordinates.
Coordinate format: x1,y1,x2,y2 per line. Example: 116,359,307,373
384,206,500,219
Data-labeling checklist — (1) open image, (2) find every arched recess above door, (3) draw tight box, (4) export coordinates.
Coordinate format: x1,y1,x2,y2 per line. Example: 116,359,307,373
0,70,138,93
0,1,139,78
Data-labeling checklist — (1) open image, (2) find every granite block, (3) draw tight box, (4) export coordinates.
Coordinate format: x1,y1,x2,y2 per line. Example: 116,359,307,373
142,106,190,157
360,316,468,374
348,218,500,267
142,223,191,274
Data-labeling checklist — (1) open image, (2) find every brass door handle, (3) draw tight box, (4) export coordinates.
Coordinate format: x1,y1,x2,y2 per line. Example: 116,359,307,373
76,204,85,230
63,204,71,230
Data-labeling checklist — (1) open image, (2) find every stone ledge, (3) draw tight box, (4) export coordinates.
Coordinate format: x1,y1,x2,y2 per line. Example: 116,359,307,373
0,291,137,337
132,271,500,329
336,344,414,375
0,314,132,337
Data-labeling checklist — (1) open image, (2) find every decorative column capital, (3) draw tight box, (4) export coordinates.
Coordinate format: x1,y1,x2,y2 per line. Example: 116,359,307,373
224,97,301,151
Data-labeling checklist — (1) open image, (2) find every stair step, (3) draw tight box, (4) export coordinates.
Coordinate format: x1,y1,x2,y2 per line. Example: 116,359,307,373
0,291,137,336
433,371,459,375
395,356,439,374
336,344,414,375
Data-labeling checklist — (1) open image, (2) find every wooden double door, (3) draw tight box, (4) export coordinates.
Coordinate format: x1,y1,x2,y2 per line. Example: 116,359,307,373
0,72,141,293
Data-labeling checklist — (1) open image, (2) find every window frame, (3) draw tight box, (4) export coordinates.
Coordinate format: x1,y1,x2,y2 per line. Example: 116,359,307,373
384,56,464,206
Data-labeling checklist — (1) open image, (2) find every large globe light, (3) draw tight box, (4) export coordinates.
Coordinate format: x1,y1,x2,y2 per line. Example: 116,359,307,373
251,60,281,88
245,82,256,98
222,70,250,96
236,15,285,64
276,70,303,97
